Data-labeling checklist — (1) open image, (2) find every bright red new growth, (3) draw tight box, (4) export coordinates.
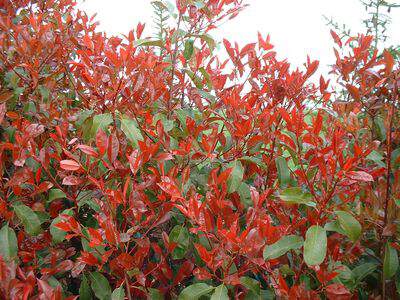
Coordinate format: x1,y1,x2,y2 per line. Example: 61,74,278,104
0,0,399,299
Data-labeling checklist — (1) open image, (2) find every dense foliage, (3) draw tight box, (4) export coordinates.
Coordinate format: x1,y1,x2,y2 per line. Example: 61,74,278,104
0,0,399,299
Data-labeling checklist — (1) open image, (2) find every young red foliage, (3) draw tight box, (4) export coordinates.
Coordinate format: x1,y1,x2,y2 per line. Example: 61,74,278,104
0,0,399,299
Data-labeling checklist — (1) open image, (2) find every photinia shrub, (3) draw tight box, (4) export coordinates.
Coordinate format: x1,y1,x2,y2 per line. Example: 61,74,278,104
0,0,399,299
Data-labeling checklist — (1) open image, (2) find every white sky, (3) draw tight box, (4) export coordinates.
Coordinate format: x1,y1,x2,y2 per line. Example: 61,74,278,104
78,0,400,74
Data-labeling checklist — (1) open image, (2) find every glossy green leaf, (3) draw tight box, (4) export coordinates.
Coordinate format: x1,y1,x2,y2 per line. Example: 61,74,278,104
352,263,377,284
383,243,399,279
263,235,303,260
148,288,164,300
90,113,113,137
178,283,214,300
374,116,386,141
120,115,143,148
303,225,327,266
278,187,315,207
275,156,290,187
226,160,244,194
211,284,228,300
48,188,66,202
79,274,93,300
324,220,346,235
50,209,73,243
184,39,194,60
112,286,125,300
134,38,164,47
90,272,111,300
169,225,190,259
0,224,18,261
196,34,216,51
240,276,260,295
13,204,42,236
335,210,362,242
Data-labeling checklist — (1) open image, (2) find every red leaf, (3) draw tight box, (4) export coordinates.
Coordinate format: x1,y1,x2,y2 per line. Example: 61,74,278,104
330,30,342,47
96,129,108,156
383,49,394,74
347,171,373,182
346,84,361,101
157,177,182,199
60,160,81,171
107,133,119,163
62,175,82,186
77,145,98,157
326,283,352,300
0,103,5,124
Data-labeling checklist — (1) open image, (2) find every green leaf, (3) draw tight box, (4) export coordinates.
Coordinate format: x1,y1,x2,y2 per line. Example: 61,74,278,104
324,220,346,235
226,160,244,194
48,188,66,203
383,243,399,279
169,225,190,259
90,113,113,137
335,211,362,242
374,116,386,142
184,39,194,60
13,204,42,236
120,115,143,148
79,274,93,300
178,283,214,300
112,286,125,300
185,69,203,89
148,288,164,300
196,34,216,51
237,182,252,207
211,284,228,300
89,272,112,300
263,235,304,260
352,263,377,284
0,224,18,261
303,225,327,266
278,187,315,207
366,150,385,167
50,209,74,243
240,276,260,295
134,38,164,47
275,156,290,187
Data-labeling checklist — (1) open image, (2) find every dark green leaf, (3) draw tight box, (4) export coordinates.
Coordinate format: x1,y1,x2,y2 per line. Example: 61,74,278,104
226,160,244,194
90,272,111,300
90,113,113,137
50,209,73,243
383,243,399,279
169,225,190,259
178,283,214,300
48,188,66,202
184,39,194,60
120,115,143,148
79,274,93,300
13,204,42,236
352,263,377,284
335,210,362,242
240,276,260,295
263,235,304,260
275,156,290,187
148,288,164,300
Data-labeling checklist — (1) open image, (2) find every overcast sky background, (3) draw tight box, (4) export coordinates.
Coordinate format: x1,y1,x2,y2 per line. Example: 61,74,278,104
78,0,400,75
